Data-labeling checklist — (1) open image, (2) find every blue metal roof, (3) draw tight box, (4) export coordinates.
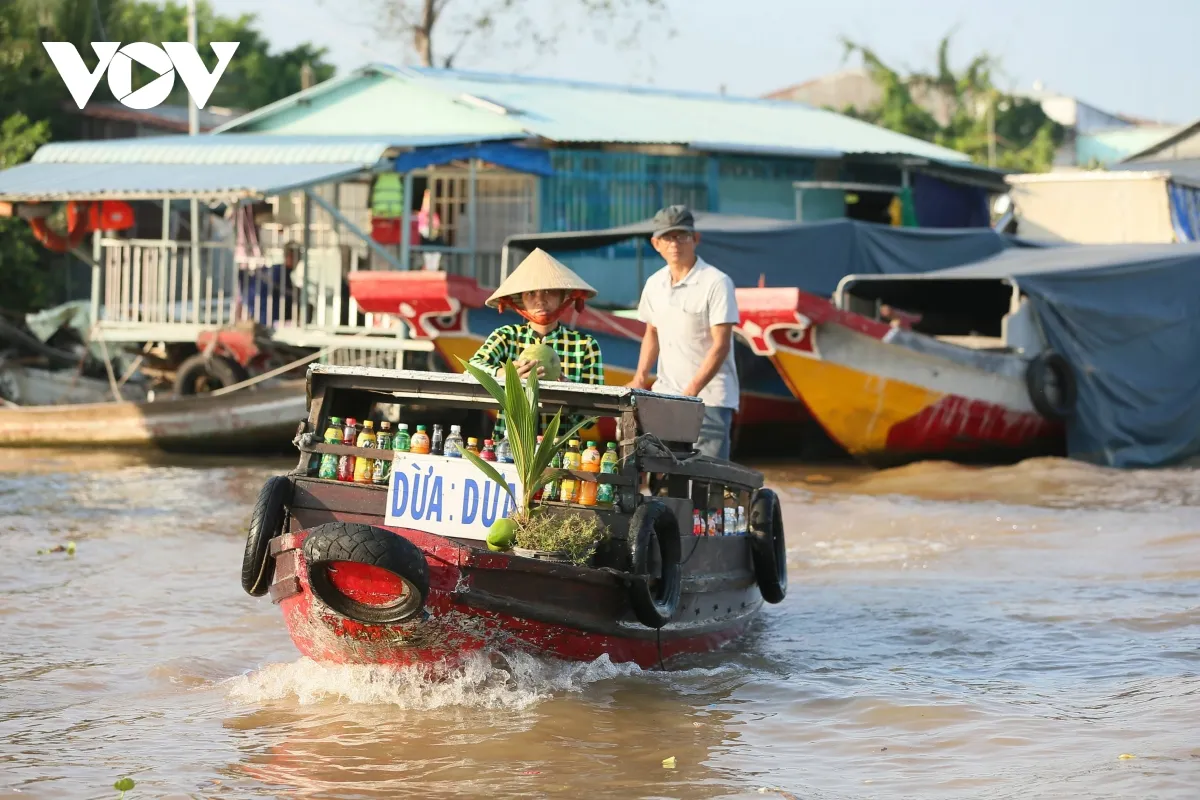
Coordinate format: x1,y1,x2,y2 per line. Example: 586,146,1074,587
217,64,976,166
30,132,524,165
0,161,376,202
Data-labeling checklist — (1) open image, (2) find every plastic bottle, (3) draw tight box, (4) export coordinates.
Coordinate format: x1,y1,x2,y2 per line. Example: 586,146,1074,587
410,425,431,454
444,425,464,458
465,437,480,456
317,416,343,479
578,441,601,506
560,439,582,504
336,418,358,481
596,441,618,506
431,424,445,456
352,420,377,483
393,423,411,453
481,439,497,461
372,421,393,485
495,433,512,464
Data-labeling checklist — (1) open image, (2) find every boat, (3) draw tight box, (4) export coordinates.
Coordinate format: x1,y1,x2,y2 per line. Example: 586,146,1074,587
242,365,787,668
735,282,1072,466
344,270,815,457
0,380,307,452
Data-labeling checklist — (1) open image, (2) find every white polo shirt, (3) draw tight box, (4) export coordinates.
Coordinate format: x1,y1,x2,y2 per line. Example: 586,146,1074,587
637,257,740,411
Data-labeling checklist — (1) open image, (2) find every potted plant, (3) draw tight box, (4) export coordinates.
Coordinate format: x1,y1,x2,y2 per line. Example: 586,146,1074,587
457,357,607,565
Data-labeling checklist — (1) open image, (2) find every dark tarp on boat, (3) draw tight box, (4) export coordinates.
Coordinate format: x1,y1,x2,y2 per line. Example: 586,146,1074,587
854,243,1200,468
503,215,1045,305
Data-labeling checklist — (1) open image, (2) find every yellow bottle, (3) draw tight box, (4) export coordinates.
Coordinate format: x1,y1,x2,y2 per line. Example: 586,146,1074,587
560,439,582,504
352,420,377,483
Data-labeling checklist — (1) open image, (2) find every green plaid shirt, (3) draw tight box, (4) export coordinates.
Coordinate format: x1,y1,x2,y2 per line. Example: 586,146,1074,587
468,323,604,440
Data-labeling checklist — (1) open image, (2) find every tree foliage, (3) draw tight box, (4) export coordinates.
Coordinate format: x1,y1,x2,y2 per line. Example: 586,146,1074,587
0,0,336,313
359,0,670,69
838,35,1063,173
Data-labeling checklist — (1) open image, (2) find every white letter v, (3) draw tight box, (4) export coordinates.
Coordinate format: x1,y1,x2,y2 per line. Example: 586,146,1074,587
43,42,120,109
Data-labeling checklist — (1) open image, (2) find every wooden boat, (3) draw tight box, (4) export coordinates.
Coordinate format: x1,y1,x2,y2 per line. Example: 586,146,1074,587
344,271,815,457
243,366,788,668
0,380,307,452
735,286,1072,466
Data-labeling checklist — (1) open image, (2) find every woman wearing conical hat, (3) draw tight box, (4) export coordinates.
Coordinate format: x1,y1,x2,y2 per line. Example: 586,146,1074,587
468,249,604,436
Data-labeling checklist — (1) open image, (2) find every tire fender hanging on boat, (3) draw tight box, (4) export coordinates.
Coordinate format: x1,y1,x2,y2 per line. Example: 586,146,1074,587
1025,351,1077,421
748,488,787,604
302,522,430,625
242,475,291,596
626,500,682,629
174,353,249,396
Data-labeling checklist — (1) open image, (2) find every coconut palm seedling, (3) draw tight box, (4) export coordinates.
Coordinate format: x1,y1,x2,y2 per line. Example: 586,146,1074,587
457,357,598,551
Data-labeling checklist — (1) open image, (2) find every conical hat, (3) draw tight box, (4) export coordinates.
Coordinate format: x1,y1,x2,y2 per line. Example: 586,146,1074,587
486,248,597,309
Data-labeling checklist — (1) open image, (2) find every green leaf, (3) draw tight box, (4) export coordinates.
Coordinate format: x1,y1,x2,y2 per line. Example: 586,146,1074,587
502,359,534,482
460,447,518,508
113,777,135,792
457,356,509,409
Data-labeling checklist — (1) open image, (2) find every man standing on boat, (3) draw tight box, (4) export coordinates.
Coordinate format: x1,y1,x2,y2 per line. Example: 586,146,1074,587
628,205,740,460
469,248,605,438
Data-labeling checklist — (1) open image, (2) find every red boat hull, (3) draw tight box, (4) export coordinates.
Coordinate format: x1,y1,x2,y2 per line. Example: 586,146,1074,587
270,498,760,669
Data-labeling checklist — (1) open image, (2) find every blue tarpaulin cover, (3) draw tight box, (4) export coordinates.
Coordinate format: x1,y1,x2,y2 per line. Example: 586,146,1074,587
932,243,1200,468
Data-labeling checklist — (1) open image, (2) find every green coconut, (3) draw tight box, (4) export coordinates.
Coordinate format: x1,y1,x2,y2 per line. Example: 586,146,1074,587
487,517,519,552
518,343,562,381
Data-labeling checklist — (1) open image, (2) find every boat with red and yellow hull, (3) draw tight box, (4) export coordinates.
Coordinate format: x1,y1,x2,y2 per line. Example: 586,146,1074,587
735,287,1069,466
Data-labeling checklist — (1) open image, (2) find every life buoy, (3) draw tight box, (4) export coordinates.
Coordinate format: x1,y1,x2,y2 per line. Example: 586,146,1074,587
626,500,682,629
242,475,292,596
1025,351,1077,421
29,202,90,253
303,522,430,624
748,488,787,604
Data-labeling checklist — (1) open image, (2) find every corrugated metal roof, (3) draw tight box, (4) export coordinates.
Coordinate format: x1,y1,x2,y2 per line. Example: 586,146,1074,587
30,132,521,165
214,64,977,166
0,161,375,202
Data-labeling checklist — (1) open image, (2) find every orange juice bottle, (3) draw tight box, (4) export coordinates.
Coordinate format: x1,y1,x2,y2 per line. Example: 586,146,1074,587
578,441,601,506
409,424,431,454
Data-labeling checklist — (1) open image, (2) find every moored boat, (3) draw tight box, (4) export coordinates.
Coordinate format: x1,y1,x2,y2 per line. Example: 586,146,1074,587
0,380,307,452
736,285,1072,466
243,366,788,668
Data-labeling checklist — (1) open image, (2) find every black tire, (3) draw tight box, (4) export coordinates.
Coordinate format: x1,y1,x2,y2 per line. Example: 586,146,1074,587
174,353,248,396
241,475,291,596
748,488,787,604
1025,351,1077,421
627,500,682,629
302,522,429,624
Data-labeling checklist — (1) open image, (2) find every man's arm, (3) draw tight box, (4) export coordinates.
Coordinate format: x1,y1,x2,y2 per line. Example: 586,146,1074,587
629,324,659,389
683,323,733,397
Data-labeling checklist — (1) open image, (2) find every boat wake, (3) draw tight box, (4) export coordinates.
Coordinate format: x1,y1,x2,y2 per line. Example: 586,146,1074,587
224,651,647,711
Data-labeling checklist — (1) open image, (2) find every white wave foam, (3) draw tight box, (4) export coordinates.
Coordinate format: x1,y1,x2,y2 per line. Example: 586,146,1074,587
224,651,646,711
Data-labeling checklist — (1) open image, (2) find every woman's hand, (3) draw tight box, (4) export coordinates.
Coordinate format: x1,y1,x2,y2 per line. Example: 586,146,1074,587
513,359,546,379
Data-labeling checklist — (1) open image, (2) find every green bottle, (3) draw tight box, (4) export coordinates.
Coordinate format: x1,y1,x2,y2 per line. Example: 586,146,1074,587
317,416,343,479
393,423,411,453
596,442,619,506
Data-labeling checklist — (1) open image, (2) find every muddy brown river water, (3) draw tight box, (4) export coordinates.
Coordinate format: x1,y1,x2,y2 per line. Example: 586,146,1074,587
1,450,1197,799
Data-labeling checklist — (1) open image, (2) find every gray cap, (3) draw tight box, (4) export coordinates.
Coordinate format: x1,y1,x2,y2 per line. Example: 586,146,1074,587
651,204,696,238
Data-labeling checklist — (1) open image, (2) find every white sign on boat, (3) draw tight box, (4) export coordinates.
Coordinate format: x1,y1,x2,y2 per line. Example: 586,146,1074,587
384,453,522,541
